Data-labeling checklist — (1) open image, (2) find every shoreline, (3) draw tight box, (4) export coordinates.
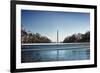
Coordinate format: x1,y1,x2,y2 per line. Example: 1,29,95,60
21,42,90,45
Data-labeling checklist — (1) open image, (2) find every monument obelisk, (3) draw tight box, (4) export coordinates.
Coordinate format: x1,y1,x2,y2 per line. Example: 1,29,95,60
57,30,59,43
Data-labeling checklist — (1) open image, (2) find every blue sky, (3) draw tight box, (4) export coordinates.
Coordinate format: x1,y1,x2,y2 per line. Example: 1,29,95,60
21,10,90,42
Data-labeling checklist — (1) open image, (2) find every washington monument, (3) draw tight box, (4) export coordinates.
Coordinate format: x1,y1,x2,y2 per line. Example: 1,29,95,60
57,30,59,43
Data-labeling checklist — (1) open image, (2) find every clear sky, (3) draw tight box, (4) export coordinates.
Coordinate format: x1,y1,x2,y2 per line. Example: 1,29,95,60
21,10,90,42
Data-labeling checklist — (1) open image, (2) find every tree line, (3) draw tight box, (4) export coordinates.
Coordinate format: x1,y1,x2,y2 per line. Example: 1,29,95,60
21,27,90,43
21,29,51,43
63,31,90,43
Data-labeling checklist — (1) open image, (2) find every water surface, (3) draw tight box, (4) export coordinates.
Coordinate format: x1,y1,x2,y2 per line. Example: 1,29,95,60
21,43,90,63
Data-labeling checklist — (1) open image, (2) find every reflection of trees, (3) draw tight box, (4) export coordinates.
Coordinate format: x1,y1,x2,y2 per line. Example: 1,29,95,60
21,29,51,43
63,31,90,43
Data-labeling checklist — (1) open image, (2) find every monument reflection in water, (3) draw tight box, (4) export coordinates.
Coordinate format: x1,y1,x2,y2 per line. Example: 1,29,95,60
21,43,90,63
